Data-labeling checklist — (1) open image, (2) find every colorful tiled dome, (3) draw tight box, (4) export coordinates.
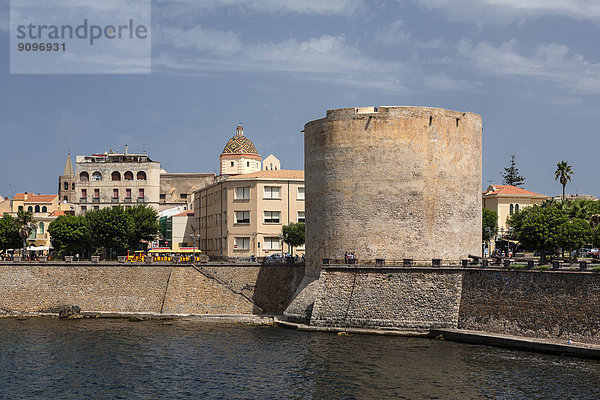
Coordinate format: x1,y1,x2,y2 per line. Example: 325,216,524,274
221,125,259,155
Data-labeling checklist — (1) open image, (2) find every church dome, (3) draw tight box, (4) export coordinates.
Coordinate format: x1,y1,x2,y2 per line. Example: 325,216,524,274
221,124,259,156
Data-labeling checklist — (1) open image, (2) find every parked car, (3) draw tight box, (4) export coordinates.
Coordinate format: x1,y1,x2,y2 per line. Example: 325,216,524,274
581,248,599,258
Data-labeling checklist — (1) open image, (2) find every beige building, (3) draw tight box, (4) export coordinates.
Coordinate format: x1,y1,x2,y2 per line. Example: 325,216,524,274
194,126,305,260
159,173,215,211
73,150,161,214
170,210,197,250
195,170,305,259
58,154,76,203
482,184,548,232
9,193,71,252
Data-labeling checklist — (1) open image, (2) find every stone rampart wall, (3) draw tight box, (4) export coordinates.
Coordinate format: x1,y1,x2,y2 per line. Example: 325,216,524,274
458,270,600,345
310,266,463,330
0,263,304,315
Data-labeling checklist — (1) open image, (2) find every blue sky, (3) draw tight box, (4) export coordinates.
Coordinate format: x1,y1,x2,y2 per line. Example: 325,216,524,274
1,0,599,198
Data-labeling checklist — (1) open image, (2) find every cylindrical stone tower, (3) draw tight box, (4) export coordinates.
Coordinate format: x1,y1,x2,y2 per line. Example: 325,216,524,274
306,106,482,273
284,106,482,324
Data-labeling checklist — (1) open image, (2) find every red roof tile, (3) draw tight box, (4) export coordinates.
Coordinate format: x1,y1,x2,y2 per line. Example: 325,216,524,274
483,185,547,197
12,193,58,203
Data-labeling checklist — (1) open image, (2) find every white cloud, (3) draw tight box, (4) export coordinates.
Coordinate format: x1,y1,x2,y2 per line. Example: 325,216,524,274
154,28,410,92
408,0,600,23
423,73,479,91
376,20,411,46
155,0,364,16
457,39,600,92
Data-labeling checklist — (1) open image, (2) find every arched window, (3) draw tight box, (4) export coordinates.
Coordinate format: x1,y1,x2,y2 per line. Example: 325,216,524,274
509,204,514,215
64,196,68,201
42,206,47,212
27,206,33,212
92,172,103,181
111,171,121,181
515,204,519,213
64,182,69,190
137,171,146,180
80,172,89,182
124,171,134,181
39,222,45,235
35,205,40,212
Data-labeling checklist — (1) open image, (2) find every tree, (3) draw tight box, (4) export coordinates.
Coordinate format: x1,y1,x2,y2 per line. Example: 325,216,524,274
554,160,573,201
500,154,525,187
482,208,498,242
557,218,592,259
15,210,35,256
48,215,91,256
282,222,305,256
593,225,600,248
0,214,22,251
516,205,568,263
86,207,132,256
125,205,159,250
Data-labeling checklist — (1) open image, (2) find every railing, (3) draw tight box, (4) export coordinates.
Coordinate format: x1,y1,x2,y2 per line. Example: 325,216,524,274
92,198,100,203
124,197,132,203
321,257,600,271
111,197,119,202
137,197,145,203
80,197,87,203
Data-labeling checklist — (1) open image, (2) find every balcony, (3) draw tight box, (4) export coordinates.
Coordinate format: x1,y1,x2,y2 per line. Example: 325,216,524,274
137,197,145,203
111,197,119,203
124,197,132,203
80,197,87,203
92,198,100,203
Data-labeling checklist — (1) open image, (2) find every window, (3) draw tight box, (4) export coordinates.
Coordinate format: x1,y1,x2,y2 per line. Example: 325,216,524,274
63,196,68,201
510,204,514,215
27,206,33,212
264,211,281,224
64,182,69,190
94,189,100,199
72,183,75,190
297,187,305,200
137,171,146,180
126,189,132,199
81,189,87,199
515,204,519,213
159,194,166,200
91,171,102,181
111,171,121,181
234,237,250,250
81,206,87,213
93,206,99,211
80,172,89,182
235,211,250,224
231,161,234,167
138,188,145,199
298,211,305,223
264,237,281,251
235,187,250,200
247,161,250,167
263,186,281,199
42,206,47,212
180,193,188,199
35,205,40,212
18,206,23,211
39,222,45,235
113,189,119,199
124,171,133,180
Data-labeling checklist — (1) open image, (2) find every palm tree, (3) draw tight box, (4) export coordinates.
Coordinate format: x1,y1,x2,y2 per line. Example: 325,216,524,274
15,210,35,257
554,161,573,201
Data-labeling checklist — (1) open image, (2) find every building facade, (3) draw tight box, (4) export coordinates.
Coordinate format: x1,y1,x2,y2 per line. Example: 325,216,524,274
73,151,161,214
194,170,305,259
58,154,76,203
482,184,548,232
159,173,215,211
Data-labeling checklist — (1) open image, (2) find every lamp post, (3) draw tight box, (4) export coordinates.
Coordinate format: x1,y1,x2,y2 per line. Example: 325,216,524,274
189,233,200,262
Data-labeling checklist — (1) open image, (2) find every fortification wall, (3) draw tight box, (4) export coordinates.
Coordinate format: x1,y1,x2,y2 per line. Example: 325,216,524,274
0,263,304,316
459,270,600,345
310,266,463,330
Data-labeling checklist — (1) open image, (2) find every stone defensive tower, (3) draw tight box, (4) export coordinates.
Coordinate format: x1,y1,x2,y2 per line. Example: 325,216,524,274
284,106,482,324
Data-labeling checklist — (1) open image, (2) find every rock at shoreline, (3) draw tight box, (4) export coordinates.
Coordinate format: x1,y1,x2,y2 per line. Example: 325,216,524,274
57,305,82,319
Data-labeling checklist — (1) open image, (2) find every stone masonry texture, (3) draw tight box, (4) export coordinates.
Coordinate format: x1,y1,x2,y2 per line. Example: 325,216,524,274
0,264,304,315
303,106,482,280
310,267,464,330
458,270,600,345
